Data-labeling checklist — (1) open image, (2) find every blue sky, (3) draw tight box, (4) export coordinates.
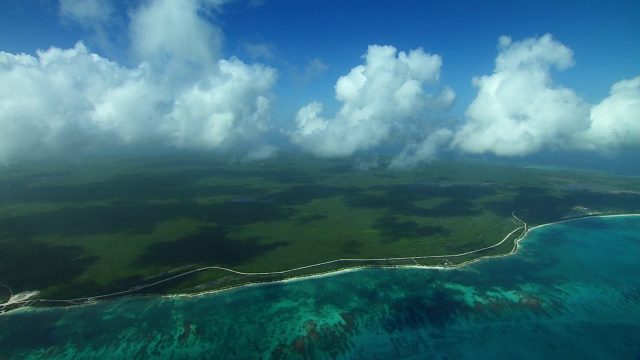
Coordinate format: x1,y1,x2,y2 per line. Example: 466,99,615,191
219,0,639,104
0,0,638,167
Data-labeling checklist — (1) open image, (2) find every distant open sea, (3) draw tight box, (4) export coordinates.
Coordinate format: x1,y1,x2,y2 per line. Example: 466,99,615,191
1,215,639,359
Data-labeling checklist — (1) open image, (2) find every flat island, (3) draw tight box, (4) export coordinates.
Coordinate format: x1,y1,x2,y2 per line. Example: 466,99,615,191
1,153,639,309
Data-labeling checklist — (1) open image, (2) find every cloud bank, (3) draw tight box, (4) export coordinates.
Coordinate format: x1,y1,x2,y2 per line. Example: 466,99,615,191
0,0,277,162
452,34,640,157
290,45,455,160
289,34,638,167
3,7,638,166
581,77,640,151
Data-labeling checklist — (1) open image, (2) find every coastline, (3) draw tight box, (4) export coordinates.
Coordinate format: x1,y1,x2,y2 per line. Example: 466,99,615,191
527,213,640,232
182,212,640,300
3,213,639,314
456,213,640,267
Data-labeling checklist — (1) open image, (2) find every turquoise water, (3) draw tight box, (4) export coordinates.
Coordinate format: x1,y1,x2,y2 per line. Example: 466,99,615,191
1,216,639,359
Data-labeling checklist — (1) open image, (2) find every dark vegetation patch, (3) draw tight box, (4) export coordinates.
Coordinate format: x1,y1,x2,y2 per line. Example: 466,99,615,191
324,163,356,173
295,214,328,225
486,193,565,224
428,199,481,217
563,190,640,212
138,226,289,267
212,202,296,226
374,215,449,243
136,154,223,169
340,240,364,255
344,188,483,218
217,167,320,184
0,201,295,238
343,188,416,213
402,183,497,199
2,160,322,205
0,240,97,293
511,186,548,197
213,155,353,184
0,169,72,200
486,187,640,225
270,184,344,205
1,171,214,203
444,236,485,253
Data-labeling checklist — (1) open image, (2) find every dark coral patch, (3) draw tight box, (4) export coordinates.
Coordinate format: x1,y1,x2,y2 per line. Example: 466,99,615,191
271,312,360,358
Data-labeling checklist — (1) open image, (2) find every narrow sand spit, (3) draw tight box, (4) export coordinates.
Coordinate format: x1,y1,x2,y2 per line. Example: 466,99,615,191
1,291,39,307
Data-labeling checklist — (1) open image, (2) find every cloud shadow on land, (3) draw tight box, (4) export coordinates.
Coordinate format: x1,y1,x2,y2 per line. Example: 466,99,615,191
216,167,320,185
270,184,344,205
0,240,98,294
0,170,216,204
295,214,329,225
428,199,481,217
343,185,488,218
341,240,365,255
0,198,295,239
374,215,449,243
485,191,565,224
402,183,497,199
485,187,640,225
137,226,289,268
0,159,336,205
562,190,640,213
200,154,353,186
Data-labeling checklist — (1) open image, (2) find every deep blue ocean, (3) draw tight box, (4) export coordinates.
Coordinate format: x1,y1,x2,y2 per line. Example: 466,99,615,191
1,215,639,359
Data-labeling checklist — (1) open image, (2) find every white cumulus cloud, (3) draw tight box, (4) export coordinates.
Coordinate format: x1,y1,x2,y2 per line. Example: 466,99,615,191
452,34,591,156
389,128,453,169
129,0,224,82
0,0,277,163
290,45,455,160
580,77,640,151
452,34,640,157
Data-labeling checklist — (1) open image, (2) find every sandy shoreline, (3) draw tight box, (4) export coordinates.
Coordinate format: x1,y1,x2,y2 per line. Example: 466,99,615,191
0,291,40,313
528,213,640,232
3,213,638,313
196,212,639,297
